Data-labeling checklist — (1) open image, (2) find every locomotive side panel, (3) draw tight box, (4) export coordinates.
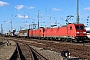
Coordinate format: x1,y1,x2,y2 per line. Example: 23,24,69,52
29,28,44,38
43,27,68,40
44,28,58,37
58,26,67,36
33,29,40,37
51,28,60,37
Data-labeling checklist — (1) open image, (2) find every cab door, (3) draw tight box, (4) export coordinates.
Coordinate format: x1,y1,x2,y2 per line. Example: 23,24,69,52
68,25,75,37
40,28,45,37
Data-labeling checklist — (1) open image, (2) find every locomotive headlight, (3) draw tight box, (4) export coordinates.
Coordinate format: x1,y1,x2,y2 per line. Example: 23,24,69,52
76,32,79,34
83,32,86,34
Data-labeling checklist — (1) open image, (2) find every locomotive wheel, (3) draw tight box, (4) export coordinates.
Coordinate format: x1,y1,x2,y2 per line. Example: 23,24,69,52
67,39,70,42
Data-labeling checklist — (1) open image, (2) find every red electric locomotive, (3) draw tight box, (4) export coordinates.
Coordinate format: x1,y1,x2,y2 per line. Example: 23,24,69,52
43,23,87,42
29,27,44,39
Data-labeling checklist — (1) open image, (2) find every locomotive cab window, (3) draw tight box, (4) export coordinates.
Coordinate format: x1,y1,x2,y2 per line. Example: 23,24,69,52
75,26,84,30
70,26,72,30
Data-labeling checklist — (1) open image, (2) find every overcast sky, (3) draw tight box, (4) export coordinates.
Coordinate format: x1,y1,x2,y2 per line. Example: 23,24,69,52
0,0,90,33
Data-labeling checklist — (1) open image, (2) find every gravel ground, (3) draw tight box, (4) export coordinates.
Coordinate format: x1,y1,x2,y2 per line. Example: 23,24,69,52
31,46,88,60
31,46,63,60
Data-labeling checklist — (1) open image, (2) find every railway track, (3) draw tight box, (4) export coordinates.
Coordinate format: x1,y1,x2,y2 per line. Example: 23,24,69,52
3,37,90,60
10,42,47,60
10,43,25,60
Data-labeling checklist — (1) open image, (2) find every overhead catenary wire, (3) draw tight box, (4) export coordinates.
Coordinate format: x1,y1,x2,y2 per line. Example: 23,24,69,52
59,1,74,14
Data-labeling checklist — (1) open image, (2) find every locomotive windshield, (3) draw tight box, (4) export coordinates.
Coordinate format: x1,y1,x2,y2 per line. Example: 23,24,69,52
86,30,90,33
75,26,84,30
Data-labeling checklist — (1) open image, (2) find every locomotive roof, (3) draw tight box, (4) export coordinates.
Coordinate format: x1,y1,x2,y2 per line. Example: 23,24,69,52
19,29,29,33
61,23,84,27
68,23,84,25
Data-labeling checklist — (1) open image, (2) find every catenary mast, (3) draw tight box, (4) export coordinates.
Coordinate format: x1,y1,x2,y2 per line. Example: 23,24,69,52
76,0,79,24
38,10,40,29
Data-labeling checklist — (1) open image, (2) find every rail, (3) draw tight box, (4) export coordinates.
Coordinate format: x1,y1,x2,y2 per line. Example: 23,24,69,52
10,43,25,60
26,43,47,60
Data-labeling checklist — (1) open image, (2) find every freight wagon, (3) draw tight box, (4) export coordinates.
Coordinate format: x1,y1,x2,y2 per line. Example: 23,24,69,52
17,29,29,38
